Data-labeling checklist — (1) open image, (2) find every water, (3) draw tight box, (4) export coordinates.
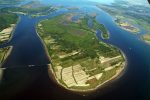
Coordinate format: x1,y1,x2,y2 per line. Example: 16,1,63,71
0,2,150,100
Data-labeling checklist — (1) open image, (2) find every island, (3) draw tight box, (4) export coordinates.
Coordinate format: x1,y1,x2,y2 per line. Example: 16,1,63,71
115,18,140,33
96,3,150,43
142,34,150,44
37,13,125,91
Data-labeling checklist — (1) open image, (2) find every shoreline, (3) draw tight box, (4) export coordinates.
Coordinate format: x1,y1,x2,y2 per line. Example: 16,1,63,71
6,15,21,44
0,14,20,46
35,20,52,64
0,46,13,82
141,34,150,45
100,30,110,40
0,14,20,68
0,46,13,68
47,51,127,94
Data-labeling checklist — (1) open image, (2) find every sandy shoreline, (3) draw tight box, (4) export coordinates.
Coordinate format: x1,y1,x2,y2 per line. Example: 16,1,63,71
47,51,127,93
0,46,13,82
35,21,52,63
0,46,13,68
141,34,150,45
6,16,21,44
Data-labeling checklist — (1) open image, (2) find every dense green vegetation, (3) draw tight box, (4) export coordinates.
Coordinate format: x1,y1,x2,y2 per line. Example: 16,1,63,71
85,15,109,39
38,14,119,59
0,12,18,31
93,19,109,39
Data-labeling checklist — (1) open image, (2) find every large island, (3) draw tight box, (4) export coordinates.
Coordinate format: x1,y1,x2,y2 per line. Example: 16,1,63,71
37,13,125,92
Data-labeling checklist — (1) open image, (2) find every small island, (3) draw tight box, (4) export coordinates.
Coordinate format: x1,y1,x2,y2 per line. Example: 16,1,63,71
37,13,125,92
142,34,150,44
115,18,140,33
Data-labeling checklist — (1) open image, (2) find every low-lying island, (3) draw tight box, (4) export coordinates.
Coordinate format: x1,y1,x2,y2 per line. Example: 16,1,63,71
37,13,126,92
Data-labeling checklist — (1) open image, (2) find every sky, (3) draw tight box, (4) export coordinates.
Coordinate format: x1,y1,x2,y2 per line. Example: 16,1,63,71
88,0,149,5
38,0,149,6
125,0,149,5
88,0,115,4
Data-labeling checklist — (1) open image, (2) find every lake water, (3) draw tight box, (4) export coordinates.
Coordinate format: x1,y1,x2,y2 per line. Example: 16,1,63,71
0,1,150,100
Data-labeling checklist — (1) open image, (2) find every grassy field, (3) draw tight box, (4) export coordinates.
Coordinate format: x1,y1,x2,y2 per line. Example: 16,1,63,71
37,13,125,91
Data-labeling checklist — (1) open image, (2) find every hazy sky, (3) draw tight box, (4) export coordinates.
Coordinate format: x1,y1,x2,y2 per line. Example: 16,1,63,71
88,0,115,3
38,0,149,6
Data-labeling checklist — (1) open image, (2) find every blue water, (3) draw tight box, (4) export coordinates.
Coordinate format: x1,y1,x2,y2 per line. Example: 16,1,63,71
0,1,150,100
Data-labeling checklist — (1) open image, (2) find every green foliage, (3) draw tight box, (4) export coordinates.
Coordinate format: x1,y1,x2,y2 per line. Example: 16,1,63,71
93,19,109,39
0,12,18,31
38,14,120,60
